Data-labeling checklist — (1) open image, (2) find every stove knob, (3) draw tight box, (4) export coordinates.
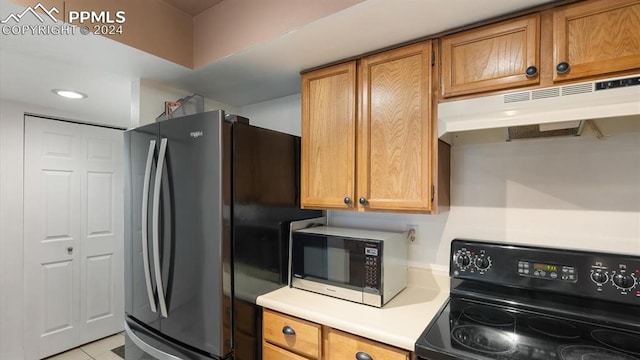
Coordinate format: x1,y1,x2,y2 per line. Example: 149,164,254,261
612,273,637,290
456,253,470,267
474,256,491,270
590,271,608,285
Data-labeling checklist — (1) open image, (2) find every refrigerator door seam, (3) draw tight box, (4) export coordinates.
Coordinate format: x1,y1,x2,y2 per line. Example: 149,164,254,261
153,137,169,318
141,140,158,313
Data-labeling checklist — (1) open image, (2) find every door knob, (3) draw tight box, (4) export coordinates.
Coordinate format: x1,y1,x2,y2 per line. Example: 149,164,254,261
344,197,352,205
67,247,73,254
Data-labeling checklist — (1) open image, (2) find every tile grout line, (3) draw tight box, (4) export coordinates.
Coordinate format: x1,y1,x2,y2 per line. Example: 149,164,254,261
80,348,96,359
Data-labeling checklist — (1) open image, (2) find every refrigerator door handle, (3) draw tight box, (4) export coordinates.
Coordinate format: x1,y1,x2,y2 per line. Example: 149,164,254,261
125,321,182,360
142,140,157,313
152,138,169,318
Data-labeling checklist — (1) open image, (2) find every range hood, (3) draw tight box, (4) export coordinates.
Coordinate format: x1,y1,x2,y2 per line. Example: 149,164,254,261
438,74,640,138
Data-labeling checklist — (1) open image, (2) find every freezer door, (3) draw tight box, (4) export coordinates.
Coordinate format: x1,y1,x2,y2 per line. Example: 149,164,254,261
124,123,161,330
157,111,232,357
125,317,224,360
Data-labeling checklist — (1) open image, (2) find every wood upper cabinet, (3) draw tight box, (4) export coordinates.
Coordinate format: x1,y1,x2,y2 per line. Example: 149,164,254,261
301,62,357,210
301,41,445,213
552,0,640,82
441,15,540,97
440,0,640,98
359,41,434,212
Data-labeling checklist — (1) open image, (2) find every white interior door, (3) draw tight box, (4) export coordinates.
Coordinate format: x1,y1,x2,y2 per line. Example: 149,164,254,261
24,117,82,359
79,124,124,343
24,116,124,359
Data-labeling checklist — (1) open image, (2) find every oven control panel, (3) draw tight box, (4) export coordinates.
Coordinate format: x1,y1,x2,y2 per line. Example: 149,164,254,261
450,239,640,306
591,261,638,294
453,248,492,274
517,260,576,282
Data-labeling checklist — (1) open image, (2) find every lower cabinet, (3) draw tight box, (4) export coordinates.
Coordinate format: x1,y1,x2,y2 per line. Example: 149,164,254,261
263,342,310,360
325,328,410,360
262,309,412,360
263,309,321,359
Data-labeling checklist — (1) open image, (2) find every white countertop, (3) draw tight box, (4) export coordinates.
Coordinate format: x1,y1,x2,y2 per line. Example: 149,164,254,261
256,268,450,351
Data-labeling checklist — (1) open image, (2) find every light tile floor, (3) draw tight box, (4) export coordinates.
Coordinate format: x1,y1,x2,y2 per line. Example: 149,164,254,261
43,333,124,360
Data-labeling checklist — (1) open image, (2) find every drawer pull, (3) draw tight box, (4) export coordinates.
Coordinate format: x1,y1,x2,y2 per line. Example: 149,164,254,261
356,351,373,360
282,325,296,336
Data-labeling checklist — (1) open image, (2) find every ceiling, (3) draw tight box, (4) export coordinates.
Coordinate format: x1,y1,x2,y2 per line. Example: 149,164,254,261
161,0,223,16
0,0,557,128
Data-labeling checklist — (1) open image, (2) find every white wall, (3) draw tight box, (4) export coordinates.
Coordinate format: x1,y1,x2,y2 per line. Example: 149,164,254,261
239,94,640,272
331,117,640,271
0,99,26,360
133,79,239,127
238,94,302,135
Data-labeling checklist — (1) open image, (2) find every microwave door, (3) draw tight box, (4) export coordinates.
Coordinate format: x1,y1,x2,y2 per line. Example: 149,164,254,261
291,234,366,296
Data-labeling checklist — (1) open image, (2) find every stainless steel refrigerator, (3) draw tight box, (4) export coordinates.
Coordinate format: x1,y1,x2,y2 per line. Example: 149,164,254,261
123,110,321,360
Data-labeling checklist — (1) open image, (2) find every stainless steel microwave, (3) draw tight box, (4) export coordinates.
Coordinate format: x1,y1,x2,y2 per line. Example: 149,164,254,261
290,226,408,307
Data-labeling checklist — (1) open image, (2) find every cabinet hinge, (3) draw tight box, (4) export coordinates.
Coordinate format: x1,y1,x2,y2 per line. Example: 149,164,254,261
431,185,435,202
431,51,435,67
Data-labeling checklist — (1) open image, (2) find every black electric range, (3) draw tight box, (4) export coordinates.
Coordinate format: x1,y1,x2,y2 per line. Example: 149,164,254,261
415,239,640,360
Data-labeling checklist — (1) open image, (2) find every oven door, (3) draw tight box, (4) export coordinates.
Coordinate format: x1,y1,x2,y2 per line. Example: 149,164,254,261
290,233,370,302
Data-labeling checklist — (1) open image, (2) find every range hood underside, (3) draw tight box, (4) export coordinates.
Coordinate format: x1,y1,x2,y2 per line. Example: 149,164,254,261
438,75,640,138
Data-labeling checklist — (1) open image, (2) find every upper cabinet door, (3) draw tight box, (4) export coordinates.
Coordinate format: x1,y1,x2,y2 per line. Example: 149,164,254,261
553,0,640,82
301,61,357,210
441,15,540,97
359,41,434,212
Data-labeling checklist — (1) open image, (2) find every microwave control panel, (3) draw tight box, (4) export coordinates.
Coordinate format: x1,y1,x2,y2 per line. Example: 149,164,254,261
364,243,380,290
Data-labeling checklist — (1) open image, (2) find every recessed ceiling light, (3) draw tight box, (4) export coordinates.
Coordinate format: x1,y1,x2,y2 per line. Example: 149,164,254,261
52,89,88,99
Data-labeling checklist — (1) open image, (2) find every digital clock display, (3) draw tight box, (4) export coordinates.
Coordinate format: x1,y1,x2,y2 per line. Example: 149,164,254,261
533,263,558,272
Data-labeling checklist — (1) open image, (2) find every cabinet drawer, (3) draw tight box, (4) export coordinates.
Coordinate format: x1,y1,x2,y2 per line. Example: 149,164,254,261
263,341,310,360
263,309,321,359
325,328,410,360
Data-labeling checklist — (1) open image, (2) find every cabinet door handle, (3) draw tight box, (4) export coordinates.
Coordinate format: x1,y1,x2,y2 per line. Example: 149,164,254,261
556,62,570,74
282,326,296,336
525,65,538,78
344,197,352,205
358,197,367,205
356,351,373,360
